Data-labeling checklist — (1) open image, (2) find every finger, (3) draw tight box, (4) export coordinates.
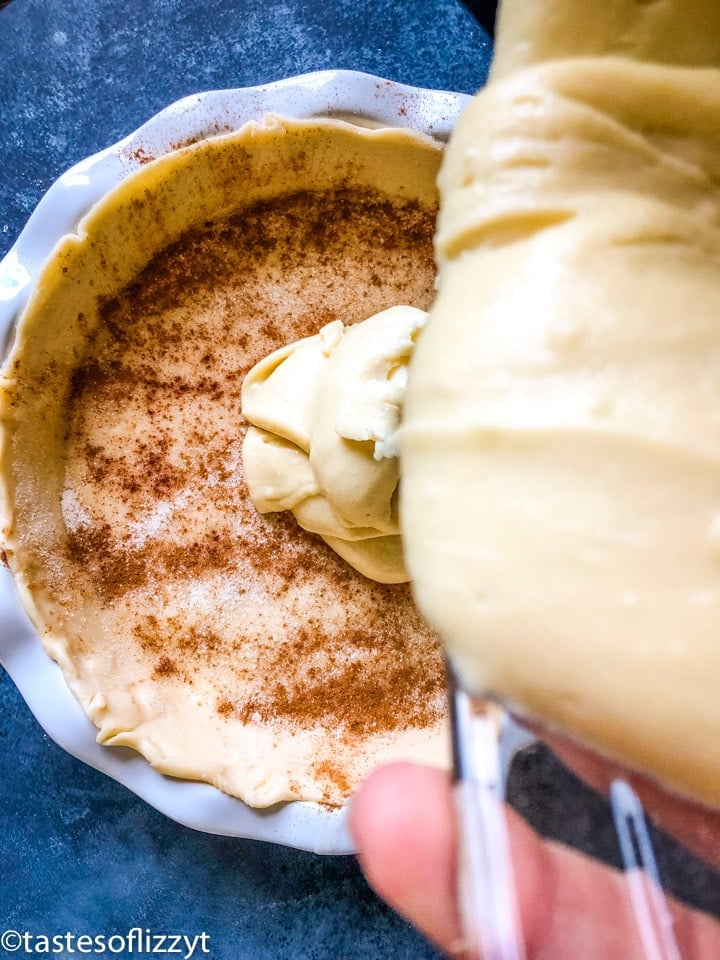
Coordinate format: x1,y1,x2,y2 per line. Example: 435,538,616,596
349,763,720,959
348,762,465,954
349,763,640,957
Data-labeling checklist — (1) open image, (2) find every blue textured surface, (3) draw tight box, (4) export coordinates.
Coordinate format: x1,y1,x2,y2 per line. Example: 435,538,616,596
0,1,490,958
0,0,491,261
0,670,428,958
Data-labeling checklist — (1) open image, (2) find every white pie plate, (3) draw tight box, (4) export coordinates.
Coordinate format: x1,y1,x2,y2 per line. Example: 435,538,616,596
0,70,471,854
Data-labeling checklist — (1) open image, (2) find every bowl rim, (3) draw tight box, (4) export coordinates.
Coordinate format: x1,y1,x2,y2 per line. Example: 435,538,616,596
0,69,471,854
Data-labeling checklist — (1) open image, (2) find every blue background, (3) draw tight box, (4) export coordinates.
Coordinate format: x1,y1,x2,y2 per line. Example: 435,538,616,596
4,1,720,955
0,2,490,958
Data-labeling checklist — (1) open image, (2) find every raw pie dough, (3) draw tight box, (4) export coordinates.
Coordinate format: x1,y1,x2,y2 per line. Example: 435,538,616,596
0,116,448,807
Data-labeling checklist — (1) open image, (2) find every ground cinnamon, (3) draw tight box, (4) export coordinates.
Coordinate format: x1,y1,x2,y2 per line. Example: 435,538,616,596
60,182,445,779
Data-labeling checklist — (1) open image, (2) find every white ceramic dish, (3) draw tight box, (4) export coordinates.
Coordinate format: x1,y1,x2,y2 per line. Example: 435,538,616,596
0,70,471,854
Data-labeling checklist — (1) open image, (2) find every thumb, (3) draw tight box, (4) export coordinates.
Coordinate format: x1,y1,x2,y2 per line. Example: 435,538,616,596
349,763,720,959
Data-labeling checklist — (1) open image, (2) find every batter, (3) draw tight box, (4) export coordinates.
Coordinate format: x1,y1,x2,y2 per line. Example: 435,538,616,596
402,0,720,806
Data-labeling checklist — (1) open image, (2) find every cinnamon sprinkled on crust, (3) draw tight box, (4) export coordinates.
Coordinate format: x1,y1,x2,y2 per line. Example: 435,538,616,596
49,183,445,798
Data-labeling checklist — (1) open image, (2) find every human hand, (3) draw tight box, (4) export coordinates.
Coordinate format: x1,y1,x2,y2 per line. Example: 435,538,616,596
349,755,720,959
